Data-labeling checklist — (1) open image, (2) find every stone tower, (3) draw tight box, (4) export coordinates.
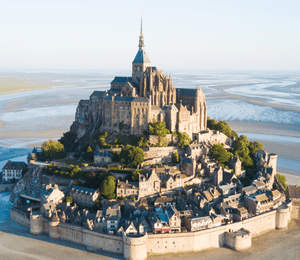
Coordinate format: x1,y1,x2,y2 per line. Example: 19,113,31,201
132,18,151,85
195,86,207,131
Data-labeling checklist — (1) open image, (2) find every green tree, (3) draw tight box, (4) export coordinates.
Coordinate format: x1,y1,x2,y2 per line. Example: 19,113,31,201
41,139,65,161
83,146,94,161
248,141,264,157
64,196,74,205
132,170,140,182
138,136,149,148
147,120,170,136
172,152,179,163
207,118,238,139
112,151,121,162
59,131,77,152
276,173,287,190
177,132,191,149
120,145,145,168
234,138,253,167
210,144,233,165
100,176,116,197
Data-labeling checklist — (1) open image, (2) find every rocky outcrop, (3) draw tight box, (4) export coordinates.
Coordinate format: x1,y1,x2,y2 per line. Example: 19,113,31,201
70,91,105,140
10,165,43,202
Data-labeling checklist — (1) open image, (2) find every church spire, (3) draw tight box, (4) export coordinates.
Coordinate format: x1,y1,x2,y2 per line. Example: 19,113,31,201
139,17,145,49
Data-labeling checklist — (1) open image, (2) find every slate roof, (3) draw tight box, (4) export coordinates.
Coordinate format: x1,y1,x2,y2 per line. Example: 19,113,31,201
104,96,148,103
2,160,27,170
111,77,132,83
90,91,105,97
176,88,197,97
95,151,112,157
133,49,150,64
71,185,97,195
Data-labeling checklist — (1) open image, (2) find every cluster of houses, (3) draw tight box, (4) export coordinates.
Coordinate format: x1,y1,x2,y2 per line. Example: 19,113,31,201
8,133,287,237
14,144,285,238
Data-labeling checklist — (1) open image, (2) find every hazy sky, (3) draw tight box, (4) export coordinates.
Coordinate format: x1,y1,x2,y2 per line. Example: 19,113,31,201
1,0,299,71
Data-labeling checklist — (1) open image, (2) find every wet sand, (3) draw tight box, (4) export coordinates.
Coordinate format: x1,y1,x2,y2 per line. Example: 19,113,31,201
0,77,52,95
0,219,122,260
149,219,300,260
0,218,299,260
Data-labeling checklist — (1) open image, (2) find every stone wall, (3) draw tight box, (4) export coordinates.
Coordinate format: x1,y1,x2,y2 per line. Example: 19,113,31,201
10,207,30,227
144,147,185,164
11,202,292,260
0,184,15,193
148,134,178,146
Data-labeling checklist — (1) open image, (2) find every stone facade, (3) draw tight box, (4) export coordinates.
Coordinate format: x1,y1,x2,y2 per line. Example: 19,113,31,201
70,23,207,139
2,160,27,183
70,186,100,207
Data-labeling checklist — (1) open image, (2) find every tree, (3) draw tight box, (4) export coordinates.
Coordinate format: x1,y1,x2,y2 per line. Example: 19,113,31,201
207,118,238,139
172,152,179,163
138,136,149,148
177,132,191,149
83,146,94,161
210,144,233,166
249,141,264,157
234,139,253,167
41,139,65,161
64,196,74,205
147,120,170,136
100,176,116,197
59,131,77,152
120,145,145,168
276,173,287,190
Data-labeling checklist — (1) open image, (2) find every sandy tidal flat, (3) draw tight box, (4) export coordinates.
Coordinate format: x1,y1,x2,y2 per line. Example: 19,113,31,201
0,77,52,95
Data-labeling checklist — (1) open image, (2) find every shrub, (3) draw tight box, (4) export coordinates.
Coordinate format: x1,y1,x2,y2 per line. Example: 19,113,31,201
276,173,287,190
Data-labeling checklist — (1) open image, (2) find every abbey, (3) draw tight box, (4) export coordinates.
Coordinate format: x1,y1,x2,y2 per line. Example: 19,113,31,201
71,22,207,138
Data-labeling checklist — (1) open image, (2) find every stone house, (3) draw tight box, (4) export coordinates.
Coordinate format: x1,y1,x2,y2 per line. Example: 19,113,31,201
40,184,65,205
184,215,212,232
217,184,237,198
94,150,112,166
70,186,100,207
229,156,243,177
151,205,181,233
2,160,27,183
180,157,196,176
138,169,161,198
154,196,176,208
186,143,208,160
116,180,139,198
105,206,122,234
244,193,274,215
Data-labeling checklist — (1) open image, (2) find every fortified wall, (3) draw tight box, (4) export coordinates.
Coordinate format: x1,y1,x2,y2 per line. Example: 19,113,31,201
10,202,293,260
0,183,15,193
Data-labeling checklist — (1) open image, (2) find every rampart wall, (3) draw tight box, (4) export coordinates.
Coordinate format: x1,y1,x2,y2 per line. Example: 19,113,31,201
0,184,15,193
10,207,30,227
11,202,292,260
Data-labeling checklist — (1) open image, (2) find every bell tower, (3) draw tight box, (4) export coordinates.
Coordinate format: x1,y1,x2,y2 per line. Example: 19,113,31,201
132,18,151,86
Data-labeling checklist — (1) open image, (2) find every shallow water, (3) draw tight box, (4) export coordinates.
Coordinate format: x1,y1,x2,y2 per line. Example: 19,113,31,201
0,192,12,223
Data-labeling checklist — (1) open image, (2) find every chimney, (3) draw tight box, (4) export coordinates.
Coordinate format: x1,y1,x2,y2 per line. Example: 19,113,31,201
54,184,58,189
126,180,128,184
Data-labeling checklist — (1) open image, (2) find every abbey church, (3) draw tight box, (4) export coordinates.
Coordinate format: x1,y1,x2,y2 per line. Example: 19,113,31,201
71,22,207,138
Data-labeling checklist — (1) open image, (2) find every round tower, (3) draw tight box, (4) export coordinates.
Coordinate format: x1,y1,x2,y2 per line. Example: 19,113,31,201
30,213,43,235
123,233,148,260
268,153,277,176
49,212,60,239
276,204,290,229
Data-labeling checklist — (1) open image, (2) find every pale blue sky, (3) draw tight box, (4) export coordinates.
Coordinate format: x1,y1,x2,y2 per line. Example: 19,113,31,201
0,0,299,70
